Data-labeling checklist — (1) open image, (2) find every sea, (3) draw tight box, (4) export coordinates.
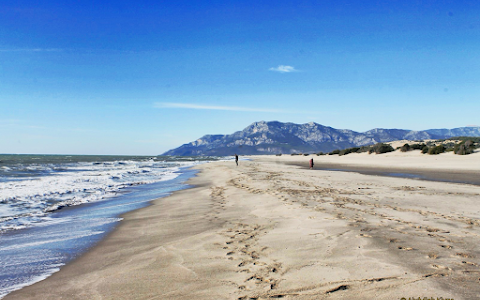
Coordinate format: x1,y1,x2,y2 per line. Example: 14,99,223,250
0,154,219,298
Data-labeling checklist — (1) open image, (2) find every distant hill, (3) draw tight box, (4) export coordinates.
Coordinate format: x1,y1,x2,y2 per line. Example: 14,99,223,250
162,121,480,156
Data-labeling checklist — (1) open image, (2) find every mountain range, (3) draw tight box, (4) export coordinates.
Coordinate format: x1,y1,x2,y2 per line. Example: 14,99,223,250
162,121,480,156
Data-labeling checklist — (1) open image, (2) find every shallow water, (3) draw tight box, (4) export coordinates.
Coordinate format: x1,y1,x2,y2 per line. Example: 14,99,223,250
0,167,197,298
386,172,424,179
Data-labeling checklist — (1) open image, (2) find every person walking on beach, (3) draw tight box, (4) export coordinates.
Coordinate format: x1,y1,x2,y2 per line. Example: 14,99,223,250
235,154,239,166
309,158,314,169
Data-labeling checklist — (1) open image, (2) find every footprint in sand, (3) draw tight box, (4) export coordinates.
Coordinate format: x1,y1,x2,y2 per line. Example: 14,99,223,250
455,252,474,258
397,246,415,251
431,264,450,270
359,233,372,238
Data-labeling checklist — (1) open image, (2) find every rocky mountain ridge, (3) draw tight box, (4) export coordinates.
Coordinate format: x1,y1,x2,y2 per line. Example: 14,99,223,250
163,121,480,156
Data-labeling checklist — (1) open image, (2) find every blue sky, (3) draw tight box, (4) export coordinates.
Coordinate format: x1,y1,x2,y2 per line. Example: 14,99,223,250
1,1,479,155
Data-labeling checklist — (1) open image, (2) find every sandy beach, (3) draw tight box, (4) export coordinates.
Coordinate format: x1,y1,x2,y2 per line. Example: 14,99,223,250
6,151,480,299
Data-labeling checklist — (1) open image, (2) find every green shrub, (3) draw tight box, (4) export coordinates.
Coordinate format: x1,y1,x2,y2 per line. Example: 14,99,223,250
454,140,476,155
410,143,426,150
339,147,360,156
368,143,394,154
454,144,467,155
437,144,446,154
357,146,371,153
466,140,475,149
421,146,429,154
316,152,325,156
329,149,340,155
427,145,446,155
400,143,411,152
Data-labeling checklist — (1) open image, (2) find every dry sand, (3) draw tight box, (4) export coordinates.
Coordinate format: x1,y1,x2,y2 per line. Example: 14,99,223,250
6,151,480,299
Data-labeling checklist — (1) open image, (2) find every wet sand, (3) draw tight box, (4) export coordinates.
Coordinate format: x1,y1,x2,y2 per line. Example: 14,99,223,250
6,152,480,299
269,150,480,186
286,162,480,186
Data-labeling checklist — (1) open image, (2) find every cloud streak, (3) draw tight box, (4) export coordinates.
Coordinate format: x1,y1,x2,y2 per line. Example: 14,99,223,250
155,102,283,113
269,65,297,73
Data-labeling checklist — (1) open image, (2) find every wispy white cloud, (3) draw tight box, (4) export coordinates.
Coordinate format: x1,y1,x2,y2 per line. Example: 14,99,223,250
155,102,283,113
269,65,298,73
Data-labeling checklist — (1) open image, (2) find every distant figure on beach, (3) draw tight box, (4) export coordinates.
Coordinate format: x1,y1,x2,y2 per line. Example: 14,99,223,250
309,158,314,169
235,154,239,166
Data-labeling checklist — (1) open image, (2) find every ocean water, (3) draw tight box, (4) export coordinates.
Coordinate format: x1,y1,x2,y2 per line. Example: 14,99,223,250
0,154,216,298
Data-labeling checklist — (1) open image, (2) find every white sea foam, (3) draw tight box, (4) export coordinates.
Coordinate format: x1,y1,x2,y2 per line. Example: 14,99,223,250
0,159,199,232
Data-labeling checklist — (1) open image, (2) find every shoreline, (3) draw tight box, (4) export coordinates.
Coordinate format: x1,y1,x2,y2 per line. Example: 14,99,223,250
0,167,198,299
5,164,233,300
6,154,480,299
